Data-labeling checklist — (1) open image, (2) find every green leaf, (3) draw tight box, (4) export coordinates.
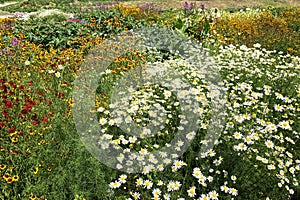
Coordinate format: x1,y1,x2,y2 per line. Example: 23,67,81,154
175,18,184,29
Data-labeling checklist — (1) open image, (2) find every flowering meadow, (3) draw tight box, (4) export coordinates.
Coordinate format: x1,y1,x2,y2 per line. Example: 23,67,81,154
0,1,300,200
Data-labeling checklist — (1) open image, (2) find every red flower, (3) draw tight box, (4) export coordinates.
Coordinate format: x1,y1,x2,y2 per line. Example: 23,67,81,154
32,120,39,126
21,109,28,115
11,150,18,155
0,122,5,128
26,99,37,106
3,100,13,108
42,116,48,123
2,110,9,117
25,105,32,111
8,127,15,134
9,81,16,88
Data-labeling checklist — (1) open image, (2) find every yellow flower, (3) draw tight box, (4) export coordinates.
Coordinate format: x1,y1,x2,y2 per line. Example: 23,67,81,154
11,137,18,143
3,173,10,180
33,167,38,174
0,164,6,170
6,177,13,184
29,195,36,200
12,175,19,182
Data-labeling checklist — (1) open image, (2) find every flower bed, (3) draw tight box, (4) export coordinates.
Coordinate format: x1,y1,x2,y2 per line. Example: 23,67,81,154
0,1,299,200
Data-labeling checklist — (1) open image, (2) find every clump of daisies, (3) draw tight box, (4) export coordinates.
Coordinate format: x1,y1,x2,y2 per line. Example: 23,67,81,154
99,41,299,199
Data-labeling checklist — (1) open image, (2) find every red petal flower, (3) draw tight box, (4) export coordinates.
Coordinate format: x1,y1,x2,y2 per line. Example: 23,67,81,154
0,122,5,128
9,81,16,88
21,109,28,115
8,128,15,133
3,110,9,117
4,100,13,108
42,117,48,123
25,105,32,111
32,120,39,126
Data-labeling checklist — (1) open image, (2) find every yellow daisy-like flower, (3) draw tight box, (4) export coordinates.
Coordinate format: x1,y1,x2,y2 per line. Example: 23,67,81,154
6,177,13,184
29,195,36,200
33,167,38,174
0,164,6,170
3,173,10,180
11,137,18,143
12,175,19,182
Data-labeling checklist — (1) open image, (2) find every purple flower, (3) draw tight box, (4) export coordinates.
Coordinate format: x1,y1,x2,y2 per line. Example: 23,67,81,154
153,7,161,12
84,1,119,10
200,3,205,10
183,2,189,10
13,12,25,18
0,48,8,55
139,2,154,10
183,2,195,12
11,38,19,46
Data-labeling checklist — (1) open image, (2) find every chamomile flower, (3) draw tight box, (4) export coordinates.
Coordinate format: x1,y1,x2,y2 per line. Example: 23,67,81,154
209,190,219,200
163,193,171,200
118,174,127,183
199,194,210,200
99,118,107,125
220,185,229,193
229,188,238,196
233,132,243,139
234,115,245,123
267,164,276,170
157,180,164,186
24,60,30,65
55,71,61,78
274,104,284,112
278,121,291,130
144,180,153,189
136,178,143,187
109,181,121,189
131,192,140,200
265,140,274,149
187,186,196,197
